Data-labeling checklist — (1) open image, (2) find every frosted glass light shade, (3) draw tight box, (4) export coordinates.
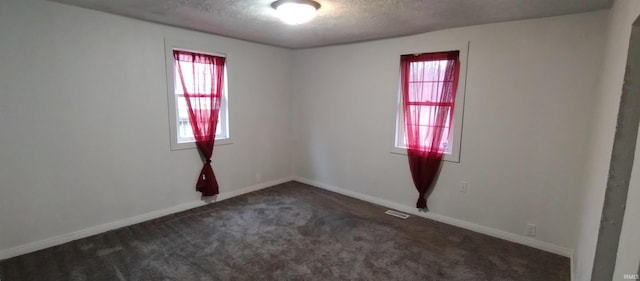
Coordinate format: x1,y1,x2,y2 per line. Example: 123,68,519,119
271,0,320,25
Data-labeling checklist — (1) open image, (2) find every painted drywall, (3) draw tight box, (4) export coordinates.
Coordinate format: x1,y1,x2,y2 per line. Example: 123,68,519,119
613,124,640,280
573,0,640,280
611,13,640,281
0,0,292,252
591,24,640,280
291,11,607,250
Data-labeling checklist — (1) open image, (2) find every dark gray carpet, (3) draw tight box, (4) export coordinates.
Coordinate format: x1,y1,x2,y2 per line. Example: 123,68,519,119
0,181,569,281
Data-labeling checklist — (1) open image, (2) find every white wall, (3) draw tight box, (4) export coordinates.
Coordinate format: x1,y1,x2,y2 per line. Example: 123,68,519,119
614,130,640,280
0,0,292,254
573,0,640,280
291,11,607,251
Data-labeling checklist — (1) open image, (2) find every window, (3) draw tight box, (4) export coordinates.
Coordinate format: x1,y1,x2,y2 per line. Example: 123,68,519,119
165,39,231,150
173,54,228,143
393,44,467,162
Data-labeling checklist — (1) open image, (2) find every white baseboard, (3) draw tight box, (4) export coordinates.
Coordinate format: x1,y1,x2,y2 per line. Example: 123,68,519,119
570,253,575,281
294,177,573,258
0,176,294,261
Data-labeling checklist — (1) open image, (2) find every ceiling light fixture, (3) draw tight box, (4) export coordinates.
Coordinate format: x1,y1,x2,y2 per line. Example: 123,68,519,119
271,0,321,25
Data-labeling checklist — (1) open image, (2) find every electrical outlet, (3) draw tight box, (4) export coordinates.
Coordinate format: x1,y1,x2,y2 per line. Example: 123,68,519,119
526,223,537,237
458,181,468,193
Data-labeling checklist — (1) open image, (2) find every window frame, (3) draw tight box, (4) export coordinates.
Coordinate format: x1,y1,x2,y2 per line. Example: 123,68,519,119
392,42,468,163
165,38,232,151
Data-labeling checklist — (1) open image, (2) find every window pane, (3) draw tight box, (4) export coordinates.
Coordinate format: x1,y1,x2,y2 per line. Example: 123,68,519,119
409,60,448,82
407,105,451,128
408,82,443,103
174,61,221,96
176,96,216,120
176,119,223,142
176,97,189,120
175,95,222,142
405,125,450,150
405,105,452,150
408,60,453,103
178,120,194,140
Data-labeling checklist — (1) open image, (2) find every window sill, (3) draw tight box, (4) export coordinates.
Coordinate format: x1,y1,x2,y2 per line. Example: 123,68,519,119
390,146,460,163
170,138,233,151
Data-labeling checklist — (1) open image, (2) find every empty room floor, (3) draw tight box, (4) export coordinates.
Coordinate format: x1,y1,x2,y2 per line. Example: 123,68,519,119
0,181,569,281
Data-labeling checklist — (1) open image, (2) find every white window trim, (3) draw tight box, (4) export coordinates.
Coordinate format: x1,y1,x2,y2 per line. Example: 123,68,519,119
165,38,232,151
391,41,469,163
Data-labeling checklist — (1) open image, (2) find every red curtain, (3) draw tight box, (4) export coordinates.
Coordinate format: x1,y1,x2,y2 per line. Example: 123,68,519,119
174,50,225,197
401,51,460,209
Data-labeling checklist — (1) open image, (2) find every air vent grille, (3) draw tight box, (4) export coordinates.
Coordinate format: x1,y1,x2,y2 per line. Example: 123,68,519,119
385,210,410,219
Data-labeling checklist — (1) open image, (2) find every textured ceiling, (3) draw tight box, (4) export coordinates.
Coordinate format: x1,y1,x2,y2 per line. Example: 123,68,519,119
49,0,613,49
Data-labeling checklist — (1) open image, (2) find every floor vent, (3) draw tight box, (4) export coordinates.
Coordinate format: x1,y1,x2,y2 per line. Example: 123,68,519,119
385,210,410,219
